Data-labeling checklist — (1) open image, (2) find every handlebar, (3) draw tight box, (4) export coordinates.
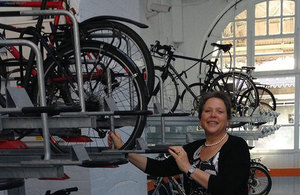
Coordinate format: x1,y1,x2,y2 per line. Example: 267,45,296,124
150,41,173,57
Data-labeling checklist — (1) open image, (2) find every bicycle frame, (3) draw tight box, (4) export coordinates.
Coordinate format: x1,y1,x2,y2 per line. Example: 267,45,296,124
153,45,225,103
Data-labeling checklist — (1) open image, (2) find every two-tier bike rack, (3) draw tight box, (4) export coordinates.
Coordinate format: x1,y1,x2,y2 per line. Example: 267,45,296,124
0,10,163,188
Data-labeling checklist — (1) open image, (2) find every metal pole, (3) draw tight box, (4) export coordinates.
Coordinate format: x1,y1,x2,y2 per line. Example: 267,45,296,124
19,10,85,112
156,75,165,144
107,68,115,149
0,39,51,160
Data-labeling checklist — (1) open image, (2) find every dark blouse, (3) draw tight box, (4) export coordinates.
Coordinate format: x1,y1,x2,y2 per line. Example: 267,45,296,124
145,134,250,195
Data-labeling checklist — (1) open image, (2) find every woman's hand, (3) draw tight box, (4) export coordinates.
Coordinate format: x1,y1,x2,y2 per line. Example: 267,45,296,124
108,131,123,149
168,146,191,173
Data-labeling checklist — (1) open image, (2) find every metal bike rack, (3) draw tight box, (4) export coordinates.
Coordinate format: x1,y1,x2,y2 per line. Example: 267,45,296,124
149,75,192,145
0,9,158,183
146,111,280,145
0,9,86,163
0,10,92,181
0,39,51,160
146,86,281,145
0,9,85,112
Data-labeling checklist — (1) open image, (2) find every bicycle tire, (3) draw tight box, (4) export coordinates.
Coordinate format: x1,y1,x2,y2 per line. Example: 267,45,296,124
79,20,155,98
151,66,179,113
251,161,270,173
240,86,277,126
256,86,276,111
36,40,147,151
248,165,272,195
209,72,259,128
180,82,203,116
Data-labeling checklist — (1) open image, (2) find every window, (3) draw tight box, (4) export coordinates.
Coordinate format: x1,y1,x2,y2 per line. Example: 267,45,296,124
220,0,295,71
217,0,297,150
221,10,247,69
253,76,295,149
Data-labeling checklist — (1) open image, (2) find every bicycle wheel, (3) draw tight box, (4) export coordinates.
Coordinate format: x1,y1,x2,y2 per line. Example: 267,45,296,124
251,161,270,173
257,86,276,111
248,166,272,195
180,82,202,116
241,86,277,126
150,66,179,113
37,41,147,151
79,20,155,97
209,72,259,128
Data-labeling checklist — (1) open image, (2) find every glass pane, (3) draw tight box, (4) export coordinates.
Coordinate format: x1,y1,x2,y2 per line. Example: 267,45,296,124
222,22,233,38
269,18,281,35
254,54,294,71
255,38,294,55
283,0,295,16
253,76,295,150
255,19,267,36
235,56,247,69
221,57,231,70
282,17,294,34
235,10,247,20
255,2,266,18
235,21,247,37
269,0,281,17
235,39,247,55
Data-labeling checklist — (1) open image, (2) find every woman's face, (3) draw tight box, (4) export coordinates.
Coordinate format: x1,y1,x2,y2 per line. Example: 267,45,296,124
200,97,229,135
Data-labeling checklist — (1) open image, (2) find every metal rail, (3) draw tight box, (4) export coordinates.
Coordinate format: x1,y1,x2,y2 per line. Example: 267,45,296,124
0,9,85,112
0,39,51,160
0,9,84,160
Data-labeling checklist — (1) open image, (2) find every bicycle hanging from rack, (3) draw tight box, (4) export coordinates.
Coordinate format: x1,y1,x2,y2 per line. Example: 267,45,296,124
0,0,155,95
230,66,277,126
0,7,149,153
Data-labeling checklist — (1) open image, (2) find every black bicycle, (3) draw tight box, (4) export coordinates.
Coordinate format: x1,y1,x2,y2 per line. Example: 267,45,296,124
150,41,259,128
248,146,272,195
233,66,277,126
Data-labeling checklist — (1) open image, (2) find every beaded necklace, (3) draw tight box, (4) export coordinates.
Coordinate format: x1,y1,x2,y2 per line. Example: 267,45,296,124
204,133,228,147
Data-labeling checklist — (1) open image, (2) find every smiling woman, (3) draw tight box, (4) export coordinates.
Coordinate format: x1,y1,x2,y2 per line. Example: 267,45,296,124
108,91,250,195
198,91,232,147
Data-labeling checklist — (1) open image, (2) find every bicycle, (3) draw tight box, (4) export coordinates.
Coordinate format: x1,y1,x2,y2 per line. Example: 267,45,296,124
247,146,272,195
0,7,148,152
234,66,277,126
150,41,259,128
0,0,155,95
248,159,272,194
